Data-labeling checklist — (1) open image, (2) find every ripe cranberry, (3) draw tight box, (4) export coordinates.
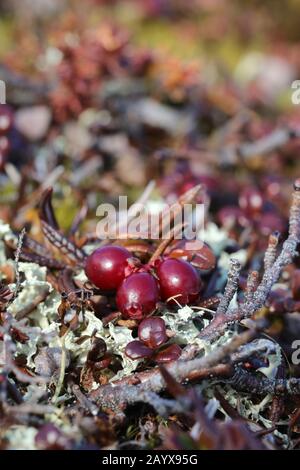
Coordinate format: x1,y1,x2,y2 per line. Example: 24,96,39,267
0,105,13,135
239,187,263,216
138,317,167,349
85,245,131,291
125,340,153,360
116,272,160,319
156,258,201,305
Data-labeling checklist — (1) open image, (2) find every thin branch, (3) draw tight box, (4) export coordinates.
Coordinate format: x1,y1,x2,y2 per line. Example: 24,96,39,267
90,324,262,410
215,258,241,316
88,180,300,411
159,184,202,237
149,221,187,263
100,180,156,243
13,227,26,300
264,232,280,272
244,270,259,305
225,367,300,396
197,180,300,342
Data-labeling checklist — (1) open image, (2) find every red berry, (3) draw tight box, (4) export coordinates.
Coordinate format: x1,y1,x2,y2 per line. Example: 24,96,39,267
138,317,167,349
156,258,201,305
0,105,13,135
125,340,153,359
239,187,263,216
85,245,131,291
116,272,160,319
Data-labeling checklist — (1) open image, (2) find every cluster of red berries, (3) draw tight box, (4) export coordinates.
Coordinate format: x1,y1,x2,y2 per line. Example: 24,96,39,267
0,105,13,171
125,317,182,363
85,245,202,320
84,244,200,363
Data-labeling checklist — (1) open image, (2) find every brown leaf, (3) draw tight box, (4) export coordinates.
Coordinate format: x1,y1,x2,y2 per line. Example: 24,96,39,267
39,187,59,230
34,347,70,377
41,220,86,264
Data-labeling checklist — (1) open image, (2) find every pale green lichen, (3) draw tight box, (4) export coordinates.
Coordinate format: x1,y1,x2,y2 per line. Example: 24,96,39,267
0,219,17,279
31,290,62,329
3,425,38,450
197,336,287,443
0,219,289,446
162,307,208,345
7,262,52,316
41,310,139,381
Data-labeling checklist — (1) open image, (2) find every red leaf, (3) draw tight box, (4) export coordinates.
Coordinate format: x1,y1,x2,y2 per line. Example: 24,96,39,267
125,340,153,360
154,344,182,363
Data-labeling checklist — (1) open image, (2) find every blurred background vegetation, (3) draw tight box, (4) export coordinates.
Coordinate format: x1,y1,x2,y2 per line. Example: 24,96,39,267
1,0,300,64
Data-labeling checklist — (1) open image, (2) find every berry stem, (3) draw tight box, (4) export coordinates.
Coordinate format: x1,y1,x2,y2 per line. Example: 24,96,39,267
159,184,202,238
149,221,186,263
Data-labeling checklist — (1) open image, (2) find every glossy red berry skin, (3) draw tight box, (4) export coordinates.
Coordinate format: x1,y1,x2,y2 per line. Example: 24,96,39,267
85,245,131,292
116,272,160,320
157,258,201,305
138,317,167,349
